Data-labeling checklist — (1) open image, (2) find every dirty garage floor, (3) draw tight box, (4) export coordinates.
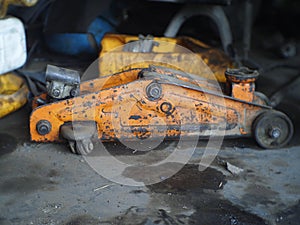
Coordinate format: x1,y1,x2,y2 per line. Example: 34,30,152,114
1,76,300,225
1,49,300,225
1,110,299,225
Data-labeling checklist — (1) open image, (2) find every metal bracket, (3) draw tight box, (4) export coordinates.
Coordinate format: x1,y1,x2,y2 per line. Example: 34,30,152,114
164,4,233,56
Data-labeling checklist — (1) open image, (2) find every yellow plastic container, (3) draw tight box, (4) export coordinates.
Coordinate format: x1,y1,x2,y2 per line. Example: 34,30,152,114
0,73,28,118
99,34,233,82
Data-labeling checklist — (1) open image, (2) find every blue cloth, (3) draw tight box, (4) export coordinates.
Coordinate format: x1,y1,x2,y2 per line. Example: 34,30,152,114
45,17,114,56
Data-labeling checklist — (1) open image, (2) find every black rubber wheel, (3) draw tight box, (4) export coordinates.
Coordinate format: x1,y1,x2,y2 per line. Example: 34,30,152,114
253,111,294,149
68,140,94,155
60,122,96,155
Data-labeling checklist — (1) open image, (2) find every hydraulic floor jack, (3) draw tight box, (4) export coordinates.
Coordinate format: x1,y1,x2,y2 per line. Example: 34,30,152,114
30,65,293,154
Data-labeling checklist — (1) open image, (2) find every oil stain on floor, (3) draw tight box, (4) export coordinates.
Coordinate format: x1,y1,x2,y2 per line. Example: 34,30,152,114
105,164,267,225
0,133,17,156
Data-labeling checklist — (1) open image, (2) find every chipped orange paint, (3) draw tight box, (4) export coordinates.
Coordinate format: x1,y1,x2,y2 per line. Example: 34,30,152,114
231,82,255,102
30,66,270,143
225,70,258,103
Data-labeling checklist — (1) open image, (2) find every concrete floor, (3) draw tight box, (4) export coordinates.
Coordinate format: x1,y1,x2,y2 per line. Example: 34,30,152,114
1,65,300,225
0,104,299,225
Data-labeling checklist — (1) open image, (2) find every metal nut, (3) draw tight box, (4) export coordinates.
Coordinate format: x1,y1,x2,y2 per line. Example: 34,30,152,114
52,89,60,97
36,120,52,135
269,127,281,139
70,88,78,97
146,82,162,100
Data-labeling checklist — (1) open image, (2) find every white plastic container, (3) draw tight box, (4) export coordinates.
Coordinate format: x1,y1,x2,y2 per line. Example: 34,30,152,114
0,17,27,74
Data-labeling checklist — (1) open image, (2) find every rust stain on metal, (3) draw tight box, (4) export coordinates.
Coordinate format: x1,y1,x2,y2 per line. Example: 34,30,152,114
30,65,272,144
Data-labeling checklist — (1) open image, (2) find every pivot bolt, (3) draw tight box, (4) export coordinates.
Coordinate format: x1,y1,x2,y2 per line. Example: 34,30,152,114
36,120,52,135
70,88,78,97
52,89,61,97
269,128,281,139
146,82,162,100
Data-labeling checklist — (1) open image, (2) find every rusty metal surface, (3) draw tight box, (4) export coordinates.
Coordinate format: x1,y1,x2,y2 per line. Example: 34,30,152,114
225,67,259,103
29,65,293,151
45,65,80,99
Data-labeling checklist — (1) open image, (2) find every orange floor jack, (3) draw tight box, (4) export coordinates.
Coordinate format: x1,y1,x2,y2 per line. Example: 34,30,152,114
30,65,294,154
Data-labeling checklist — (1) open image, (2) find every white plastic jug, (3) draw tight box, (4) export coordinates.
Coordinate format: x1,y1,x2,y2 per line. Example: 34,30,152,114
0,17,27,74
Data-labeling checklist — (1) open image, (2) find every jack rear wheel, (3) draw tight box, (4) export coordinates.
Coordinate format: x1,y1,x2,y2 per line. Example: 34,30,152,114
253,111,294,149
